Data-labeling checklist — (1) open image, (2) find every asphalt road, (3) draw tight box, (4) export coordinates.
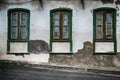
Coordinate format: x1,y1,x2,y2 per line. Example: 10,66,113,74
0,66,120,80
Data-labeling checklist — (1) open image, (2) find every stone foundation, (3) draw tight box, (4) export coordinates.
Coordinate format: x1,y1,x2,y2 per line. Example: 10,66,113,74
49,54,78,65
49,41,120,68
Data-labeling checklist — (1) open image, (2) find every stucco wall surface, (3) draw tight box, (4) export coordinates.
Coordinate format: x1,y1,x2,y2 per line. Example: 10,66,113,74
0,0,120,63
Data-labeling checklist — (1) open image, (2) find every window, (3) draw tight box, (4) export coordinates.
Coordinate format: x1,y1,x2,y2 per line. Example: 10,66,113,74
7,8,30,53
8,9,30,41
50,8,72,52
95,11,114,40
93,7,117,53
51,9,71,41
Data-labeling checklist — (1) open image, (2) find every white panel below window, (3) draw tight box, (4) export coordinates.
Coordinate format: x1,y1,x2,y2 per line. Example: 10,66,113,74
95,42,114,53
52,42,70,53
10,42,28,53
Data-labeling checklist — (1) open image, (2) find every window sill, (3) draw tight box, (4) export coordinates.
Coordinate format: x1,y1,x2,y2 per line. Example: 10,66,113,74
7,52,29,55
52,40,70,42
94,40,114,42
10,40,28,42
93,52,117,55
50,52,73,55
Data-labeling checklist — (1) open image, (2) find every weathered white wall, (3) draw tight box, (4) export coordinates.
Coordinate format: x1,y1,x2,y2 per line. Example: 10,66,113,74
0,54,49,63
10,42,28,53
95,42,114,53
52,42,70,53
116,5,120,52
45,0,118,53
0,9,7,54
0,0,50,62
0,0,120,63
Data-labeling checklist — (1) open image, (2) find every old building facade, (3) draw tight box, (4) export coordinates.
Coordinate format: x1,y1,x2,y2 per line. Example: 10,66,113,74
0,0,120,68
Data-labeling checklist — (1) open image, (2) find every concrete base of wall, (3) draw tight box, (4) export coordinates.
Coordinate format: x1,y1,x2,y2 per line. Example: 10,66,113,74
0,54,50,63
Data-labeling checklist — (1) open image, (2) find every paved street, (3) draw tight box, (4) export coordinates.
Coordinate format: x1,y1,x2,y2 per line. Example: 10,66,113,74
0,66,120,80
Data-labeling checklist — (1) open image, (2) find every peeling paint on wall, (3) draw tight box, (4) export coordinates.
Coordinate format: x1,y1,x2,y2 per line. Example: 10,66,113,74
30,40,49,54
49,41,120,68
0,0,120,64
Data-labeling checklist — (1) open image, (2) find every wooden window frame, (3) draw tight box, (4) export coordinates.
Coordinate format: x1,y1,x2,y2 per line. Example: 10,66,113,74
93,7,117,53
95,11,114,41
7,8,30,53
52,11,70,42
9,10,29,41
50,8,73,52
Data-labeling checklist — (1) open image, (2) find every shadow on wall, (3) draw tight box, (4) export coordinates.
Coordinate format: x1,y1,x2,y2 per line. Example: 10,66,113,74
0,1,8,11
0,0,43,11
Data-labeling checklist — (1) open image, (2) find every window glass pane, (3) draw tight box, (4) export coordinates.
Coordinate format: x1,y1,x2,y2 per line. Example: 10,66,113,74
53,12,60,39
21,12,27,26
20,12,28,40
11,12,18,39
11,12,18,26
96,12,103,39
54,13,59,26
63,13,68,26
96,12,103,25
11,26,17,39
63,26,69,39
106,13,113,39
62,13,69,39
21,26,27,39
53,26,60,39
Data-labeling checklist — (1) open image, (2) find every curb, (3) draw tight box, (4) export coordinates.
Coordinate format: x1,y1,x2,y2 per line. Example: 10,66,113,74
0,60,120,76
